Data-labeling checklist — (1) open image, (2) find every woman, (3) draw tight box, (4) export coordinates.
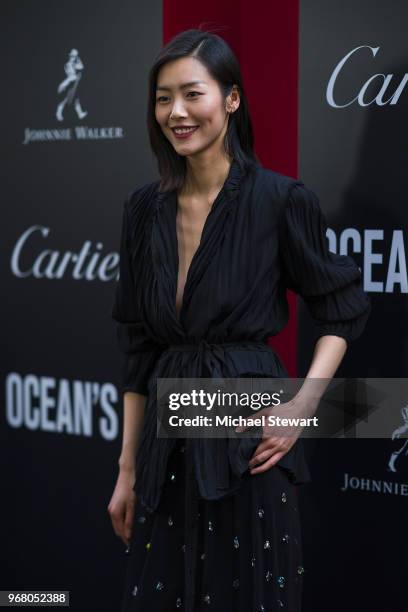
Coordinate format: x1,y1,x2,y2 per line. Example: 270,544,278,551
108,29,371,612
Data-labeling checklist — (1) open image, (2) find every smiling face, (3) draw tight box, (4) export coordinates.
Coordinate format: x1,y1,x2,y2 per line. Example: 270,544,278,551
155,56,239,159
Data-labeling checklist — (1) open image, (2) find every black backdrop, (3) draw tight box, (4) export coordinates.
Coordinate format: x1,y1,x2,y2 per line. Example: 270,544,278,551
2,1,162,610
299,2,407,610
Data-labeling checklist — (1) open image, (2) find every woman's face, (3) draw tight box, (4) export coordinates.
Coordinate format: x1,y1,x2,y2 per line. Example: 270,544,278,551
155,56,238,159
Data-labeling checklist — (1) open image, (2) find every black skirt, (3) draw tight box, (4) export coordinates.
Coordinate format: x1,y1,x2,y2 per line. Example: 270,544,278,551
120,438,305,612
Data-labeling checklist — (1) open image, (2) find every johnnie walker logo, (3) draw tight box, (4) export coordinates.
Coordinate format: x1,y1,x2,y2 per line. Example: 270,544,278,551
22,48,125,145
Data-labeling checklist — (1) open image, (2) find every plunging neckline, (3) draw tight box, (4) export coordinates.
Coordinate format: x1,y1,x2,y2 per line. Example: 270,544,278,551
174,189,222,322
172,161,238,324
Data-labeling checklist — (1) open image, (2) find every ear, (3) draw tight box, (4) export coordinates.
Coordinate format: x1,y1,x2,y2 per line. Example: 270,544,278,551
226,84,241,114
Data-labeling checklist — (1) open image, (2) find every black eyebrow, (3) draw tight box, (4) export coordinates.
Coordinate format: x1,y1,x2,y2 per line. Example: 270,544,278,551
156,81,206,92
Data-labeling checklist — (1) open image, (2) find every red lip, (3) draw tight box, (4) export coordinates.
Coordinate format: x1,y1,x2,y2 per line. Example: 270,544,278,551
171,126,199,139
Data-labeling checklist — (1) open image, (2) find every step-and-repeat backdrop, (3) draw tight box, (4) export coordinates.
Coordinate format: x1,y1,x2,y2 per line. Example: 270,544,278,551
299,2,407,610
2,1,406,610
2,1,162,610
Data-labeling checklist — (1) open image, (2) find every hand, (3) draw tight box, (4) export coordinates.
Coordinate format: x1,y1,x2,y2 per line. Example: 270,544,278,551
391,425,408,440
235,397,314,475
107,467,136,546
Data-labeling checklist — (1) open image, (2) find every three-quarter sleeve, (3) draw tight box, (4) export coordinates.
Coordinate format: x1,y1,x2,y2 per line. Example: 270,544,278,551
280,182,371,344
112,189,163,396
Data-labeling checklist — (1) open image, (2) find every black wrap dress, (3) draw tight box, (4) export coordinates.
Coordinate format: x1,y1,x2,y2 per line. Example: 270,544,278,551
112,160,371,611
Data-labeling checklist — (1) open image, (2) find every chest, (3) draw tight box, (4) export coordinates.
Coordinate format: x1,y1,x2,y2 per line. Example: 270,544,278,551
175,195,213,317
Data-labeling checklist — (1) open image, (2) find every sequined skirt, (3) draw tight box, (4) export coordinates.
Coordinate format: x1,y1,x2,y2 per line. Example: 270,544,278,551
121,438,305,612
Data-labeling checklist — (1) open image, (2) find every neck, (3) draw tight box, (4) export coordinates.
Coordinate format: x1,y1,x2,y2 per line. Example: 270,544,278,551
181,152,233,198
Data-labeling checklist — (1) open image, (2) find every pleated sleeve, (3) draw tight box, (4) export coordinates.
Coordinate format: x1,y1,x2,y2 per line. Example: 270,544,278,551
280,182,371,344
112,188,163,396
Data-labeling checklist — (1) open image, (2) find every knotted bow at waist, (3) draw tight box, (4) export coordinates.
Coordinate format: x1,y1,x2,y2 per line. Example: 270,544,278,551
133,339,291,511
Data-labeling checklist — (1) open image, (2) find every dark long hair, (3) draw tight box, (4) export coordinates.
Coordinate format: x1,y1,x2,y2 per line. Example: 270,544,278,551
147,28,260,191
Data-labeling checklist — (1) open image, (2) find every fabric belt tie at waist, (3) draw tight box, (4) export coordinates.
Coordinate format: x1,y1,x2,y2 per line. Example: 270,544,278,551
161,339,272,379
163,339,269,352
159,339,274,495
165,340,268,348
138,338,280,512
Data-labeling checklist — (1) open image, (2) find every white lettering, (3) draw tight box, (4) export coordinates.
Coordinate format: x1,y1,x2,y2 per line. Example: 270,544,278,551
5,372,118,440
326,227,407,294
385,230,408,293
10,226,119,282
23,125,124,145
364,230,384,292
341,473,408,496
327,45,408,108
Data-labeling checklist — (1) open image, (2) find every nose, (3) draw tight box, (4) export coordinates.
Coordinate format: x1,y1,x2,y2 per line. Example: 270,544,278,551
169,98,188,120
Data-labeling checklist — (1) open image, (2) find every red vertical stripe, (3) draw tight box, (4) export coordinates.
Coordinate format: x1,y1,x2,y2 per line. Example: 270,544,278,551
162,0,299,376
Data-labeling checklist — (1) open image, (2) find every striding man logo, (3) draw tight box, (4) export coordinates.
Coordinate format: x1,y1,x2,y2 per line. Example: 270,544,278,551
56,49,88,122
388,404,408,473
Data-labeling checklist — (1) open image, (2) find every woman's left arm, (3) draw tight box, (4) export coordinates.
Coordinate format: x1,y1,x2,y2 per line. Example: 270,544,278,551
246,181,372,474
306,334,347,379
246,335,347,474
290,334,348,414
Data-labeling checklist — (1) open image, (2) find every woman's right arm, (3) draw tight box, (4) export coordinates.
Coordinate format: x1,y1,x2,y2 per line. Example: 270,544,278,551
119,391,146,472
107,391,146,547
109,186,163,545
